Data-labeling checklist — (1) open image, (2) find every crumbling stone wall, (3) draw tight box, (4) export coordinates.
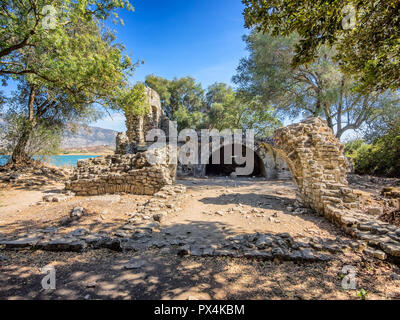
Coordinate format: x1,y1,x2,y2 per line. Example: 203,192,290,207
65,148,176,196
124,87,168,147
115,132,129,155
271,118,400,260
273,117,359,214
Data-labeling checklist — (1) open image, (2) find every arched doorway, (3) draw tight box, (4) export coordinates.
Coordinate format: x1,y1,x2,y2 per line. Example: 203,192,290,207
205,144,267,177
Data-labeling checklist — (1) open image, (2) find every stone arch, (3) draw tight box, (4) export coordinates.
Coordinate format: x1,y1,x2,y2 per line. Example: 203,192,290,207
205,143,267,177
271,117,360,217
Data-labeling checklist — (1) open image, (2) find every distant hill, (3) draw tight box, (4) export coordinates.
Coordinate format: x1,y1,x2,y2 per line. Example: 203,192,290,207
62,125,118,149
0,117,119,152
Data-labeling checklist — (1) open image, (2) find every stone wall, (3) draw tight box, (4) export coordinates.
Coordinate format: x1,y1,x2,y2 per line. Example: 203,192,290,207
65,148,176,196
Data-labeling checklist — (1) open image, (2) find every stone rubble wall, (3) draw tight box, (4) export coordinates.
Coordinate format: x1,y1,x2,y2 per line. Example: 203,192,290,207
65,148,176,196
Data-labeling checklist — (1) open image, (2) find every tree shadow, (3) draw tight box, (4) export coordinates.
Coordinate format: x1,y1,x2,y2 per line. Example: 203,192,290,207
0,219,353,300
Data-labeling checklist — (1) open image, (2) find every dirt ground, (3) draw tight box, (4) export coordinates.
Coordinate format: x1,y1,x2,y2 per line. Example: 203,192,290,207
1,176,400,300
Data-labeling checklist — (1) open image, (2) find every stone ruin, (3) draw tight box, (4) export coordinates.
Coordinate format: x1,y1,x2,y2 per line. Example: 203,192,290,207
1,87,398,260
66,87,294,196
66,88,356,207
66,88,177,196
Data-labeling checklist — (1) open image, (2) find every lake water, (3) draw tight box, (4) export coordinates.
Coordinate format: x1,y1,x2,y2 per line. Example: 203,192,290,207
0,155,100,167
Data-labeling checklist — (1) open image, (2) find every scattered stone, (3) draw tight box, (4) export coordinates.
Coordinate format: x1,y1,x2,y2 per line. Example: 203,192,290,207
1,237,42,249
67,228,89,237
391,273,400,281
37,238,87,252
364,247,387,260
70,207,86,219
0,255,9,261
177,245,191,257
86,282,97,288
124,259,146,269
367,207,384,216
153,212,167,223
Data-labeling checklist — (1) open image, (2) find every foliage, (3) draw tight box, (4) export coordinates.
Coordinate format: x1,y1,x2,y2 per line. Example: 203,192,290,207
357,289,368,300
1,113,61,156
205,83,280,137
0,0,143,162
145,75,280,136
0,0,140,118
1,80,100,158
233,31,399,138
345,128,400,178
242,0,400,92
145,75,206,130
120,82,149,116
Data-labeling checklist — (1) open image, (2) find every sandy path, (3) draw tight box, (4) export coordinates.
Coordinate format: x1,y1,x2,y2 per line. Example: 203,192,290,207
164,177,343,241
0,184,64,217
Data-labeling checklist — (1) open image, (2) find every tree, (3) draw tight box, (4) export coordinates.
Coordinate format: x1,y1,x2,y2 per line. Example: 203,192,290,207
205,82,280,137
145,75,280,135
233,32,398,139
145,75,206,130
242,0,400,92
1,80,100,160
0,0,133,80
1,0,141,163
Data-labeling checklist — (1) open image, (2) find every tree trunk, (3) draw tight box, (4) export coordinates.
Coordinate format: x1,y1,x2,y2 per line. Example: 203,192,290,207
10,86,36,164
11,127,32,164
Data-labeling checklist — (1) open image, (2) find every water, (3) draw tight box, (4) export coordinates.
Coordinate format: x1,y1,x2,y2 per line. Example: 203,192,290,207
0,155,100,167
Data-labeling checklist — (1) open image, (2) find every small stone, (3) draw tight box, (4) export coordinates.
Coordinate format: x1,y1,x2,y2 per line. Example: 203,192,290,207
67,228,89,237
153,212,167,222
367,207,383,215
115,231,130,238
178,245,191,257
86,282,97,288
215,211,224,216
391,273,400,281
124,259,146,269
364,247,387,260
70,207,86,219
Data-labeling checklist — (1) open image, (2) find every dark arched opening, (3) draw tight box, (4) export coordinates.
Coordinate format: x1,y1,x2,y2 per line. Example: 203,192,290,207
205,144,266,177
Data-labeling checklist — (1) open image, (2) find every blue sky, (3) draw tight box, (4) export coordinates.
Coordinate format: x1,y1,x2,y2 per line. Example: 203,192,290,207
94,0,249,131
